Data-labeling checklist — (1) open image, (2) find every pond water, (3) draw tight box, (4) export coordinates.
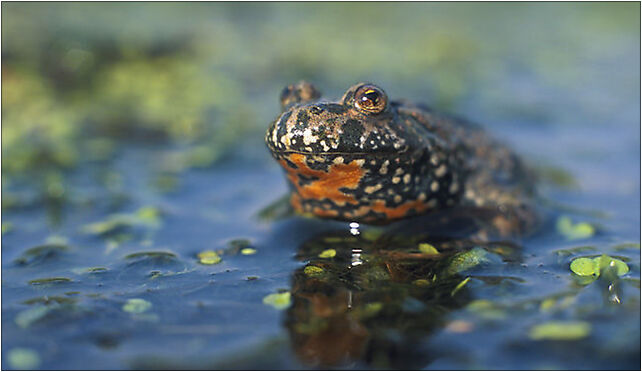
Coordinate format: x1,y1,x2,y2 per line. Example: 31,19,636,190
2,3,640,370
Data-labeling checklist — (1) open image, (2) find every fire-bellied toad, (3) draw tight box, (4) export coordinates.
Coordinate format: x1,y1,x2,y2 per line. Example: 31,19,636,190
265,81,537,236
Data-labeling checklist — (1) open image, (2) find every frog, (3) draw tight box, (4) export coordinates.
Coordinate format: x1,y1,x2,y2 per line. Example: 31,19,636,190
265,81,538,237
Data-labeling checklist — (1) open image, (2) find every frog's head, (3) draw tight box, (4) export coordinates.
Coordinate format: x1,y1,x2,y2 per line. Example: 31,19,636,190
266,81,409,156
265,81,464,224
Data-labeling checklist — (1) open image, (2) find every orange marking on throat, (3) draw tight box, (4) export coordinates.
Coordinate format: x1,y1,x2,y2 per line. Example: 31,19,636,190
280,153,365,207
371,199,428,220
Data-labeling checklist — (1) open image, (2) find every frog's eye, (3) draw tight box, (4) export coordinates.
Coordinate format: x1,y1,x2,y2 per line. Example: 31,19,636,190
354,85,387,114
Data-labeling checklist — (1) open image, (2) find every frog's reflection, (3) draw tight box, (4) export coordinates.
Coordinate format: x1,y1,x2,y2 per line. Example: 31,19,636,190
283,212,522,369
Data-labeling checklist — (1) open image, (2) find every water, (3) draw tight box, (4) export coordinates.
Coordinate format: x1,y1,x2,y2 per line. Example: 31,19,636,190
2,3,640,370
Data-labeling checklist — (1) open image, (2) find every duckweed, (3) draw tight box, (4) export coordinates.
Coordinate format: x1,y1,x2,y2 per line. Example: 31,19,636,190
15,306,51,328
318,249,337,258
7,348,41,370
28,277,72,285
418,243,440,255
262,291,292,310
447,247,488,274
14,244,69,266
556,216,595,240
197,250,222,265
451,277,471,296
570,255,629,277
303,265,324,277
529,321,591,341
240,248,257,255
122,298,152,313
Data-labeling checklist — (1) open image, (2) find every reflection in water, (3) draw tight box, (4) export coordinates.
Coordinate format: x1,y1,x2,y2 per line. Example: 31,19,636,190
284,215,522,369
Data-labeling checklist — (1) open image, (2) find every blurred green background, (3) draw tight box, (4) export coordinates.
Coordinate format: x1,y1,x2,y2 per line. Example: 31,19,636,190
2,3,639,196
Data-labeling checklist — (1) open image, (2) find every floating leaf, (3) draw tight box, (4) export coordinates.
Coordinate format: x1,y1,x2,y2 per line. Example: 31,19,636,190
362,302,383,317
413,279,431,287
447,247,488,274
539,298,557,312
122,298,152,313
263,291,291,310
529,321,591,340
2,222,13,234
14,244,69,266
318,249,336,258
240,248,257,255
569,257,598,276
418,243,440,254
570,255,629,277
15,306,51,328
556,216,595,240
7,348,40,370
451,277,471,296
72,267,108,275
28,277,71,285
553,245,596,256
303,265,324,277
125,251,176,260
82,206,161,236
197,250,222,265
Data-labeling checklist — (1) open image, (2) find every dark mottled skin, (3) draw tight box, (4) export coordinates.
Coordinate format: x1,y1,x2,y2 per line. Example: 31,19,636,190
266,81,537,236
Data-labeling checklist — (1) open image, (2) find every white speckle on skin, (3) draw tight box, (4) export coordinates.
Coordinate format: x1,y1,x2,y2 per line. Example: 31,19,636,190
403,174,411,184
392,177,401,184
418,192,427,201
449,182,459,194
394,195,402,203
333,157,344,165
355,159,365,167
379,160,389,175
365,184,383,194
302,128,318,145
435,164,448,178
430,181,439,192
430,155,440,166
395,168,404,175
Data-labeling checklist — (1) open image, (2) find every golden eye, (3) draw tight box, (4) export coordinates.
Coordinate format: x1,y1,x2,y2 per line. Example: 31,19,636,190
354,85,387,114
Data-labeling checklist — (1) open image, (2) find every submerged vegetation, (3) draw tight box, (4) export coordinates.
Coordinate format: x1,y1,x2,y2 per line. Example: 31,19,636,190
1,3,639,370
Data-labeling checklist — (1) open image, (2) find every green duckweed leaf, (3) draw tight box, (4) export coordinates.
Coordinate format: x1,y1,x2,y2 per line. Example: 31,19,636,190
28,277,72,285
303,265,325,277
318,249,336,258
451,277,471,296
123,298,152,313
262,291,291,310
447,247,488,274
240,248,257,255
570,255,629,277
14,244,69,266
2,222,13,234
413,279,431,287
362,302,383,317
570,257,598,276
418,243,440,255
7,348,40,370
197,250,222,265
556,216,595,240
15,305,51,328
529,321,591,341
